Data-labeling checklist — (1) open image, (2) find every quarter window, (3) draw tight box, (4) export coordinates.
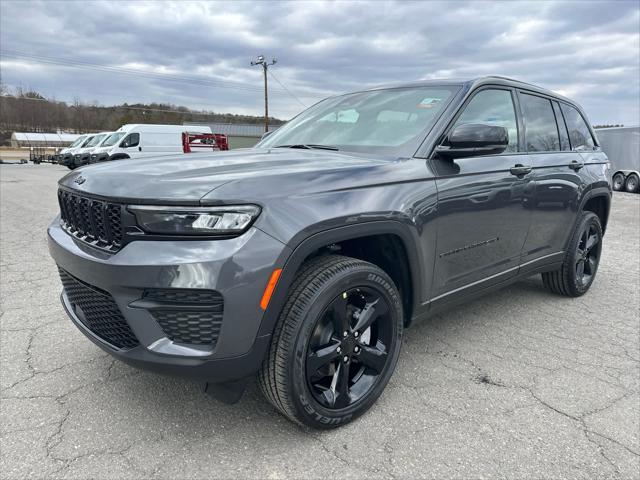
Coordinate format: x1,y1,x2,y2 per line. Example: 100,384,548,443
454,89,518,152
520,93,560,152
560,104,595,151
552,102,571,151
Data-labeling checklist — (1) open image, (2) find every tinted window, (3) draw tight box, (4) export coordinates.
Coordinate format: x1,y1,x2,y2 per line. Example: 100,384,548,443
561,104,595,151
454,89,518,152
121,133,140,148
552,102,571,151
520,93,560,152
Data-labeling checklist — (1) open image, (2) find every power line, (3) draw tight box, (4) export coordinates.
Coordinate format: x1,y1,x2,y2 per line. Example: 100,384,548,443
0,49,313,98
268,70,307,108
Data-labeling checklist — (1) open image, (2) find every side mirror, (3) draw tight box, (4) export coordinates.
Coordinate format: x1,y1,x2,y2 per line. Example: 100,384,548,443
436,123,509,159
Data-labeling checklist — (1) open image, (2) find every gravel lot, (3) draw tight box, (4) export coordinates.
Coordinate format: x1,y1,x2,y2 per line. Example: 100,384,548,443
1,164,639,479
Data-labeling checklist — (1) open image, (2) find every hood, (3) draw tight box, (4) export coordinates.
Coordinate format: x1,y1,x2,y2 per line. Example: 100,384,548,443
59,148,415,204
92,145,112,154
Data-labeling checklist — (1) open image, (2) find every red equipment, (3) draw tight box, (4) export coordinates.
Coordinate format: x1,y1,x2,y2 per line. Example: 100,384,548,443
182,132,229,153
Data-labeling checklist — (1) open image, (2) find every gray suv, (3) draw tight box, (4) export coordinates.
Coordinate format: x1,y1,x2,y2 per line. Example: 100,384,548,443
49,76,611,428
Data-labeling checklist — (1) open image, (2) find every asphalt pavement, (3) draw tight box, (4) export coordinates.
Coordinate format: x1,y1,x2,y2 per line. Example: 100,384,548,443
1,164,639,479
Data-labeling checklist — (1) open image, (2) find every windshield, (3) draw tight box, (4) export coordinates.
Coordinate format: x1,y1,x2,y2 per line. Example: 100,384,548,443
258,86,459,156
86,134,106,147
80,136,94,147
68,136,86,148
101,132,125,147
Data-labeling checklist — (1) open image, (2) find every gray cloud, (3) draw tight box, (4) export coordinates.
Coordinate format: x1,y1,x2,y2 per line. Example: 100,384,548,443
1,0,638,124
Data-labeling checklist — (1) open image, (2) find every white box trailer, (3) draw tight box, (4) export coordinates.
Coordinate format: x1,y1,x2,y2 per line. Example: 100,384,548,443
595,126,639,193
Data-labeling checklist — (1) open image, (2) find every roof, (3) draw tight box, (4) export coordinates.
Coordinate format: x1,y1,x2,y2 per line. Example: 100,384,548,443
184,122,279,137
349,76,575,105
594,125,640,131
12,132,81,142
11,132,81,143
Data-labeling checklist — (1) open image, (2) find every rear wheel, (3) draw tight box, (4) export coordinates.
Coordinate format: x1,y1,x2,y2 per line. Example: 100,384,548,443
624,173,639,193
612,172,626,191
259,255,403,429
542,211,603,297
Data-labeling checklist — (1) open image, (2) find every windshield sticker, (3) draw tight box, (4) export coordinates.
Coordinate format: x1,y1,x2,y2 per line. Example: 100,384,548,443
417,97,442,109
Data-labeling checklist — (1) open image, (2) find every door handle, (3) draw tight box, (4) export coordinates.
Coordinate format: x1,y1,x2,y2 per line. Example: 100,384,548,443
138,146,142,152
510,164,532,177
569,160,584,171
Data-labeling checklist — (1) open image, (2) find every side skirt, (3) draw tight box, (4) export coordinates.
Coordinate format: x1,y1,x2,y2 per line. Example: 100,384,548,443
413,252,564,322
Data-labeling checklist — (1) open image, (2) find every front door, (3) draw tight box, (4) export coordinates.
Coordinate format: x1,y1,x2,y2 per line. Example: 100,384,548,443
430,87,533,302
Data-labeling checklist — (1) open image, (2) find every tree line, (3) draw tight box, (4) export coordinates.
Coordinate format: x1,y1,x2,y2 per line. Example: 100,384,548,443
0,83,284,141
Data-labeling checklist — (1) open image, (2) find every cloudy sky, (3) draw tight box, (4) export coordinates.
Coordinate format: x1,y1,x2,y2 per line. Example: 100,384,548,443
1,0,638,124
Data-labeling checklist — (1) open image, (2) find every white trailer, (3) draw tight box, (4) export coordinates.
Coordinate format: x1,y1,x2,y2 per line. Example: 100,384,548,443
595,126,639,193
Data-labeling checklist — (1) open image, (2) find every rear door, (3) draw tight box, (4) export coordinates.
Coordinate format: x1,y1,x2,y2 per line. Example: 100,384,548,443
519,92,590,270
430,87,533,302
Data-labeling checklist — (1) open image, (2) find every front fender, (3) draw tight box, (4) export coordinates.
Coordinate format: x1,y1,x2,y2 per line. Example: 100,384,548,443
256,220,426,337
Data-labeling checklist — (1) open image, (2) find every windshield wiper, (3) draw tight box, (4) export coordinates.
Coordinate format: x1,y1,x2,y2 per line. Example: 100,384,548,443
274,144,339,151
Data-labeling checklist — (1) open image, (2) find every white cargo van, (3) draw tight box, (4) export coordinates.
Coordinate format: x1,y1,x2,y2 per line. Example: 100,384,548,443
90,124,213,162
57,135,88,165
62,134,100,169
73,132,113,167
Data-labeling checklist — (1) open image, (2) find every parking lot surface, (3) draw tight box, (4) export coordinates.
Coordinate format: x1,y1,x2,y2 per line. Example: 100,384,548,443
1,164,639,479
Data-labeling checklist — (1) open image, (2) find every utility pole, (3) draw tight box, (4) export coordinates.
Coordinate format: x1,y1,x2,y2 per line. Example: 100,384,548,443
251,55,277,133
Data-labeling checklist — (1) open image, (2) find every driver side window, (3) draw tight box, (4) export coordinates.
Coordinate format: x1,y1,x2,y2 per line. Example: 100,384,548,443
454,89,518,152
120,133,140,148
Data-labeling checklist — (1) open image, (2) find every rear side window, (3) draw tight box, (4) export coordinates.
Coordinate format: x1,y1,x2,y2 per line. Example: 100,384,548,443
560,104,595,151
552,102,571,151
520,93,560,152
454,89,518,152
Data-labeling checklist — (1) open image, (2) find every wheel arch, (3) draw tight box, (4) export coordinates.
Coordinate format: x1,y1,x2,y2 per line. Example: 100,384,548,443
258,221,424,337
580,188,611,234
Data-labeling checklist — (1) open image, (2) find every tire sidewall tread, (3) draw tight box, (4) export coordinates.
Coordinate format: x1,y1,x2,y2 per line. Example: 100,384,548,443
259,255,403,429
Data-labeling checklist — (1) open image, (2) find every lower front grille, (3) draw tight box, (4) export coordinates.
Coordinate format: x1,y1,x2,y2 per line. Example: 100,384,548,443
152,310,223,345
143,289,224,346
58,268,139,350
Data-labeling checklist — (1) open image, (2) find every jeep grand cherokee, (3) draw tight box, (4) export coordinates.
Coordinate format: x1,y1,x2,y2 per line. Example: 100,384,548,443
49,76,611,428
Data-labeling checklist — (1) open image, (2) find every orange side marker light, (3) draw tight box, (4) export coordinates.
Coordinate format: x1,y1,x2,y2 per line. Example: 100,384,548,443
260,268,282,310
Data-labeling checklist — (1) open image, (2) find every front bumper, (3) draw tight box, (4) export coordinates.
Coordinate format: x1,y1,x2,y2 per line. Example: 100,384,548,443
48,219,289,382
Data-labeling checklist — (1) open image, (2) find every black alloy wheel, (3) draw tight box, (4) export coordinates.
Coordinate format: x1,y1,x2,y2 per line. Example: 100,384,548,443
306,287,393,410
259,255,403,429
574,222,601,288
542,211,603,297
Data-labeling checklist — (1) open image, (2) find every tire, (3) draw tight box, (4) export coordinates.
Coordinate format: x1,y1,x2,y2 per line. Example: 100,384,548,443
612,172,626,191
258,255,403,429
66,165,75,170
542,211,603,297
624,173,639,193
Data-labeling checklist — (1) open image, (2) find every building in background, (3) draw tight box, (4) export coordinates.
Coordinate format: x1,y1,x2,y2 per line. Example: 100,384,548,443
11,132,81,148
184,122,278,149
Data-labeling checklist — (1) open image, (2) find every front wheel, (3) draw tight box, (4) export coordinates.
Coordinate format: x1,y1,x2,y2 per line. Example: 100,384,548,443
259,255,403,429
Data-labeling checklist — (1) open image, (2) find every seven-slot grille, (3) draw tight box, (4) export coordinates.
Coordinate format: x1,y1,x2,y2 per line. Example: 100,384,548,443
58,268,139,350
58,189,123,251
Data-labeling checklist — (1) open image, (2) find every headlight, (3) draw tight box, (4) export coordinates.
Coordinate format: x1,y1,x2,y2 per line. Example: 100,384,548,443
128,205,260,235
